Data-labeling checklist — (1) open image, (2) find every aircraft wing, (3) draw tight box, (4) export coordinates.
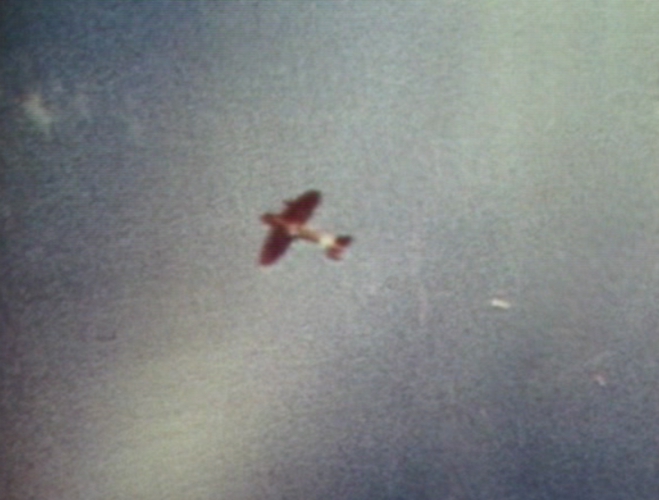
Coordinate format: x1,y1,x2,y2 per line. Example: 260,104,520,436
280,190,321,224
259,228,294,265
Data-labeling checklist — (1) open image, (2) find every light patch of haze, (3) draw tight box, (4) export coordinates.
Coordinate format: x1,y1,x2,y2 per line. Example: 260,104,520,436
2,1,659,499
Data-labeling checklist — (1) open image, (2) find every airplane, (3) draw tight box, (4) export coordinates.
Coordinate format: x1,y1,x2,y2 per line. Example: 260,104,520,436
259,190,353,266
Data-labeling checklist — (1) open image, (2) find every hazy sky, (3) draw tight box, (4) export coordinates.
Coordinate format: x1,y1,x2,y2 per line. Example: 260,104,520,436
2,1,659,498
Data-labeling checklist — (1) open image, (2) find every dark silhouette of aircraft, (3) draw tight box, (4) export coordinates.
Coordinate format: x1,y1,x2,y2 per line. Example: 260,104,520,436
259,190,353,266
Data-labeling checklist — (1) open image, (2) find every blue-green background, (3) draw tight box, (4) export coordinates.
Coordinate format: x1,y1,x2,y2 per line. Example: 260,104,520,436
2,1,659,498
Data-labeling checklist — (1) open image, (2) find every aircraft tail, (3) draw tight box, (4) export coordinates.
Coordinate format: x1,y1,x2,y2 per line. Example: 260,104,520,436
326,235,352,260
